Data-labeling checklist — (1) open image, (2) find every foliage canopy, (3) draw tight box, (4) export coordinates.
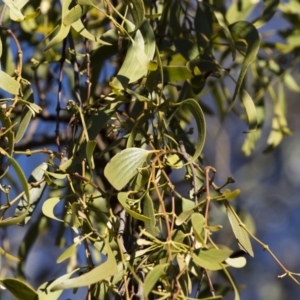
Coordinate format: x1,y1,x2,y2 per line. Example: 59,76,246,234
0,0,300,299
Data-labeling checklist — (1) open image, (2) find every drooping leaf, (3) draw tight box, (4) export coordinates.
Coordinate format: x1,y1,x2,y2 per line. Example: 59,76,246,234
51,243,117,290
56,243,78,263
3,0,25,21
110,20,154,90
0,70,20,94
226,204,254,257
193,248,232,271
225,257,247,268
123,0,145,30
253,0,280,28
104,148,151,190
144,263,168,298
241,88,257,131
191,213,205,243
13,162,48,226
86,140,96,170
37,269,79,300
171,99,206,162
63,4,90,26
143,193,158,236
0,278,38,300
228,21,260,109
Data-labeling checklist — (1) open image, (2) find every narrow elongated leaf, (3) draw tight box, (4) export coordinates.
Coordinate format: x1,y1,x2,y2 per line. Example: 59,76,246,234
118,192,151,222
0,278,38,300
3,154,29,211
123,0,145,30
226,204,254,257
228,21,260,108
14,162,48,226
51,243,117,290
110,25,151,89
191,213,205,243
38,269,79,300
253,0,280,28
193,249,232,270
0,70,20,94
241,88,257,131
144,264,168,298
172,99,206,162
0,246,20,262
143,193,158,236
3,0,25,21
104,148,151,190
15,107,32,143
56,243,78,263
63,4,90,25
42,197,64,222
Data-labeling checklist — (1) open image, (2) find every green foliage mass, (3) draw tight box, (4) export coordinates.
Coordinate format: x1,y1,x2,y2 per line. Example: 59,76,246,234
0,0,299,299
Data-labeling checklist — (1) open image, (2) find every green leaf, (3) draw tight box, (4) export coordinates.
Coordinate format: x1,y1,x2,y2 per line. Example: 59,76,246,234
253,0,280,28
241,88,257,131
0,70,20,94
3,0,25,21
172,99,206,162
193,249,232,271
144,263,168,298
63,4,90,26
37,269,79,300
56,243,78,263
51,243,117,290
123,0,145,30
13,162,48,226
0,278,38,300
228,21,260,109
42,197,64,222
110,21,154,90
191,213,205,243
118,192,151,222
225,257,247,268
226,204,254,257
163,66,193,82
15,108,32,143
104,148,151,190
143,193,158,236
223,189,241,200
44,24,70,51
86,140,96,170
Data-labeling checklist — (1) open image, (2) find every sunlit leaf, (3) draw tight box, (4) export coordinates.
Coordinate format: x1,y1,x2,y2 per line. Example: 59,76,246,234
38,269,79,300
104,148,151,190
193,249,232,271
143,193,158,236
42,197,64,222
3,0,25,21
56,243,78,263
191,213,205,243
228,21,260,109
0,70,20,94
51,243,117,290
144,263,168,298
225,256,247,268
226,204,254,257
171,99,206,162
